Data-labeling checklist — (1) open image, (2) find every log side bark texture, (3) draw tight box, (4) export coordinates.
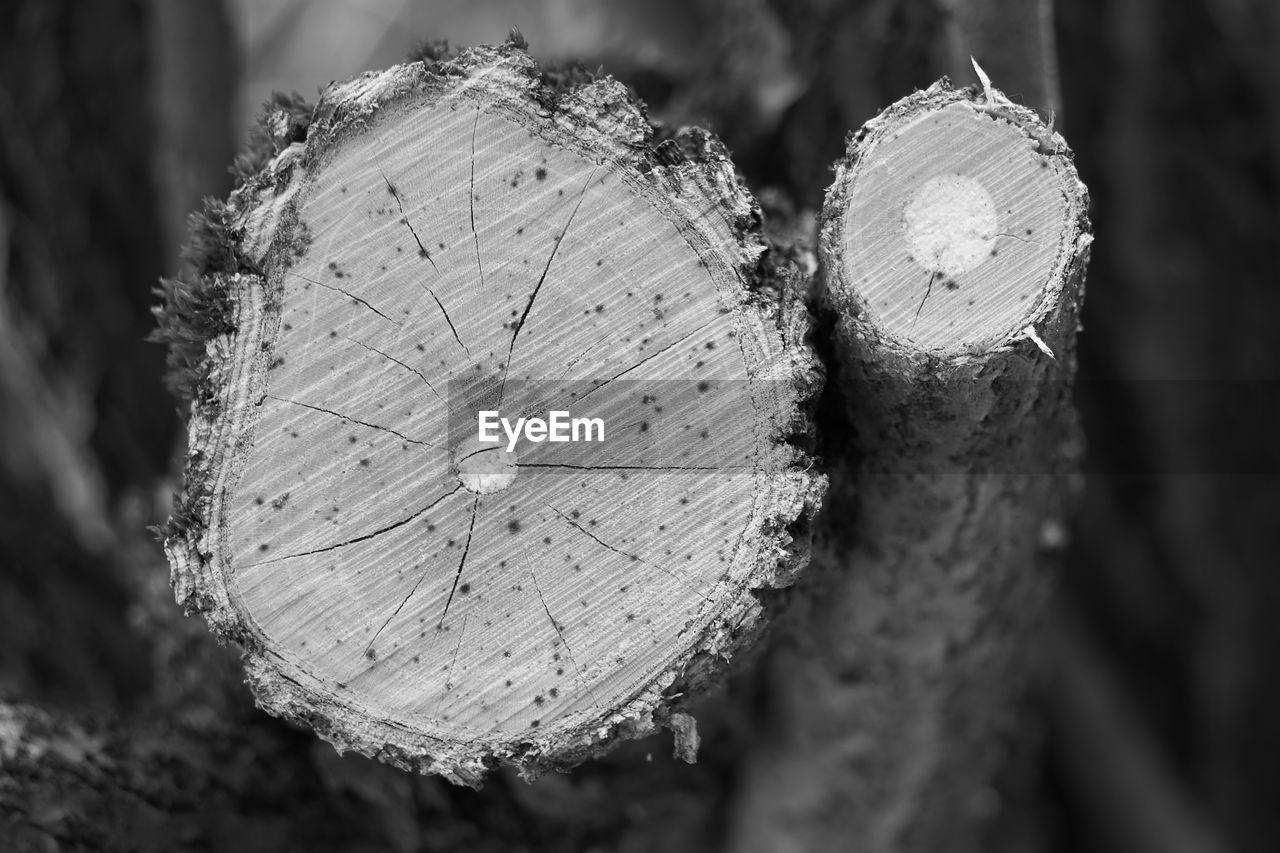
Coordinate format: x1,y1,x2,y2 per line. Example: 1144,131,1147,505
156,42,822,787
0,701,495,853
729,79,1091,853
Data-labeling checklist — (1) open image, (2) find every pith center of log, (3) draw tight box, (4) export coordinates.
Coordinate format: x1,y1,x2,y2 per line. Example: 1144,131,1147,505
451,439,518,495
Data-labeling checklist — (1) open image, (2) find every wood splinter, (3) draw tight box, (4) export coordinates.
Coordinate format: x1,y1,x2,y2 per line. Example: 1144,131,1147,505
156,43,822,786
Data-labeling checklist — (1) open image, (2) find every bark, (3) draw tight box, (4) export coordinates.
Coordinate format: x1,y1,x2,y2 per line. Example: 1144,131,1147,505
0,702,483,853
155,42,823,786
729,79,1090,852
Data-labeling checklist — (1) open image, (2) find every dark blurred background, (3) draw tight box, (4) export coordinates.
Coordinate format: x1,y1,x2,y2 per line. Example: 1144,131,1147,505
1,1,1276,851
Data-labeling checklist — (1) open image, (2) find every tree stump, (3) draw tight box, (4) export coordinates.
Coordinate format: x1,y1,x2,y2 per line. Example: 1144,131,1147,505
730,78,1091,852
158,44,822,786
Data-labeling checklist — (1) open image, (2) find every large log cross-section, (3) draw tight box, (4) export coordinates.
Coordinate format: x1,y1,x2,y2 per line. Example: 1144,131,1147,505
157,44,822,786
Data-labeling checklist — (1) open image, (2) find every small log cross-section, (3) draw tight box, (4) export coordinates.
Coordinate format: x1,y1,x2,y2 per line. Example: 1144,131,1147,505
731,80,1091,852
159,44,821,786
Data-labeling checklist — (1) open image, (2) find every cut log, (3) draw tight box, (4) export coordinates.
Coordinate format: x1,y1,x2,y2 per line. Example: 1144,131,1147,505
730,79,1091,852
157,43,822,786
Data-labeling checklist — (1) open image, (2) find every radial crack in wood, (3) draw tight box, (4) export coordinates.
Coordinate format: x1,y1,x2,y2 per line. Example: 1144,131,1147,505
158,43,823,786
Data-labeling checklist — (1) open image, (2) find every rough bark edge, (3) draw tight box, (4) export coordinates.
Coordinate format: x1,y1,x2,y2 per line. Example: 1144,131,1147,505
820,76,1092,368
727,77,1092,851
156,42,825,787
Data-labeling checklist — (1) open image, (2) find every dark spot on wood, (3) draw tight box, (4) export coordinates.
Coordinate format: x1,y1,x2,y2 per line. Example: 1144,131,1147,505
697,381,710,393
535,167,547,180
543,536,552,545
595,304,604,313
531,719,541,727
503,650,512,658
460,583,471,594
259,543,269,552
705,341,716,350
359,459,370,467
640,422,649,432
349,435,357,443
254,496,265,505
365,647,377,660
508,520,521,533
945,280,960,291
534,695,545,706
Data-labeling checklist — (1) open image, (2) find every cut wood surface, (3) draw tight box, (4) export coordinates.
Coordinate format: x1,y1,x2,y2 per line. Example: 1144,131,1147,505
159,43,821,786
730,79,1091,852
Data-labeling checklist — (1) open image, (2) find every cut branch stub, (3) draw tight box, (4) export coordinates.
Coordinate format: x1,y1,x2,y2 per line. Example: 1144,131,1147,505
160,44,821,786
824,79,1082,357
729,80,1091,852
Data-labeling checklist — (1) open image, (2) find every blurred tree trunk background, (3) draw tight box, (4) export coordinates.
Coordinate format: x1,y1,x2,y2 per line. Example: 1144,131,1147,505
2,1,1277,851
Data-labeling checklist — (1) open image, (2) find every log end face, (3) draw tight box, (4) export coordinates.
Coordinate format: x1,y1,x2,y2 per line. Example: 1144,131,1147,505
158,45,823,785
823,87,1089,363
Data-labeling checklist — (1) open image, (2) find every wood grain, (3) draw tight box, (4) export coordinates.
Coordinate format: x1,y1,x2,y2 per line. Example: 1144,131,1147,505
730,79,1091,853
161,44,822,785
830,90,1074,353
